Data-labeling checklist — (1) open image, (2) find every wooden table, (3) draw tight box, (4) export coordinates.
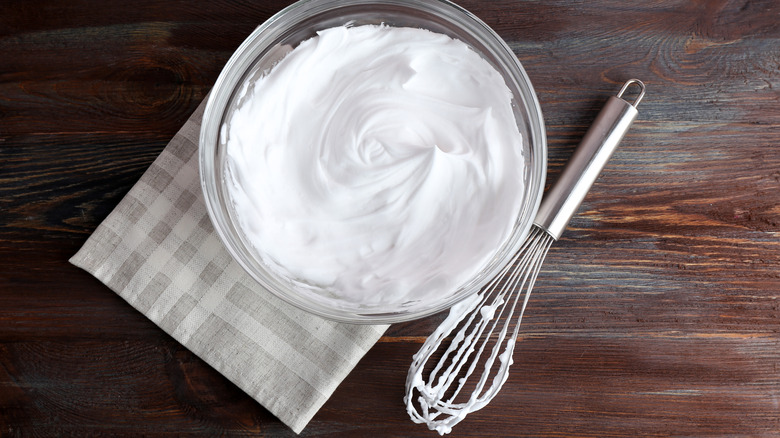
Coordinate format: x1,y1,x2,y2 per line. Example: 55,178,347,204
2,1,779,436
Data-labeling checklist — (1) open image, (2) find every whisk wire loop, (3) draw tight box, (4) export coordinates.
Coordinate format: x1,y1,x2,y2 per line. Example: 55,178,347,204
405,227,554,434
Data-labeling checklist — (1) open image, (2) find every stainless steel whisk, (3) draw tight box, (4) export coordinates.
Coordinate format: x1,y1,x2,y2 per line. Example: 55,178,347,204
405,79,645,435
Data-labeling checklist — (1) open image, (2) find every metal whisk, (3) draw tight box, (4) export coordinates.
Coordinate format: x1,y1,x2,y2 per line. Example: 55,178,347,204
405,79,645,435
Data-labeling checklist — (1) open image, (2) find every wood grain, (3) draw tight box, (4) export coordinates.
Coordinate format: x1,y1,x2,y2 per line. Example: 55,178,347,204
2,0,779,436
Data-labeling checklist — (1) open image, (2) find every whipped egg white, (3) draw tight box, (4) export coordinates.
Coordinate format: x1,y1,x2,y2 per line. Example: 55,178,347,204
223,24,525,307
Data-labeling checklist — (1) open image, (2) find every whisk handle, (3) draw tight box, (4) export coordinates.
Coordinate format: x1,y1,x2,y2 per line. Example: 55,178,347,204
534,79,644,240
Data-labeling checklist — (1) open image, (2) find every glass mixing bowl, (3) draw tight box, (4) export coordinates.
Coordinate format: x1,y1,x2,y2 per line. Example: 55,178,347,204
200,0,547,324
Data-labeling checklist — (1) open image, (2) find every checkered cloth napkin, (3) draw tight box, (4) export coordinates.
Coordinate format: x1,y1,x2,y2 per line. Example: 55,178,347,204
70,97,388,433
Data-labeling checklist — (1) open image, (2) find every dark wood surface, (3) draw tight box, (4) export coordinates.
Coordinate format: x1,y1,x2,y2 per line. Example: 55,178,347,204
2,0,779,436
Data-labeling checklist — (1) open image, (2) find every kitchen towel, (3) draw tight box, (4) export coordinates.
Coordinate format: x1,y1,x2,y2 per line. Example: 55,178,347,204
70,97,388,434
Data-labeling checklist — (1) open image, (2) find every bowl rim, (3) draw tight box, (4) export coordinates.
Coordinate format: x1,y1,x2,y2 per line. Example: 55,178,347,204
199,0,547,324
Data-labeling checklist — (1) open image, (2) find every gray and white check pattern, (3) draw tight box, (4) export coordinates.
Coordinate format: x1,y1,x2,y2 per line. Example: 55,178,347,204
70,98,387,434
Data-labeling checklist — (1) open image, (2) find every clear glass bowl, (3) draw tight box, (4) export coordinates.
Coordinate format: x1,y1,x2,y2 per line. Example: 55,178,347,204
200,0,547,324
